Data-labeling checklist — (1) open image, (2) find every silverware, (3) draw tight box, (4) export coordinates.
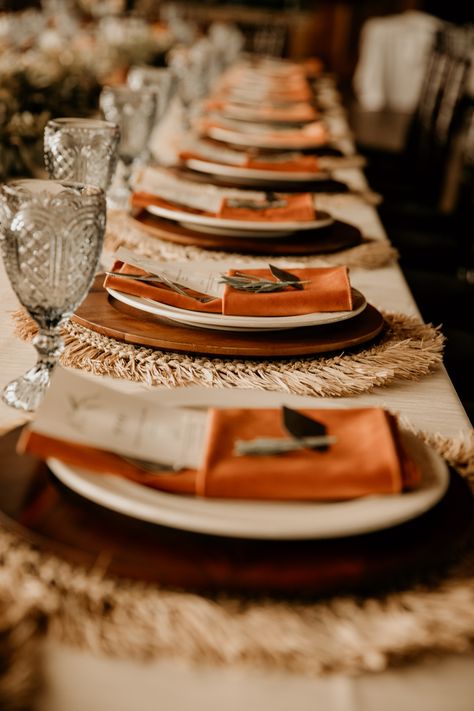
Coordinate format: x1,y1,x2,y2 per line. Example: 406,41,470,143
105,271,215,303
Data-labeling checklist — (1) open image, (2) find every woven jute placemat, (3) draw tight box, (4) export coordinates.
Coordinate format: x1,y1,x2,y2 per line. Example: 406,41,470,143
12,310,444,398
105,209,397,270
0,588,46,711
0,426,473,677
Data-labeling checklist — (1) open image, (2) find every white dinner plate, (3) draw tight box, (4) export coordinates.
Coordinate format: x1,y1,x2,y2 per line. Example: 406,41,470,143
219,105,317,125
146,203,333,238
184,157,330,185
106,287,366,332
48,428,449,540
205,123,329,151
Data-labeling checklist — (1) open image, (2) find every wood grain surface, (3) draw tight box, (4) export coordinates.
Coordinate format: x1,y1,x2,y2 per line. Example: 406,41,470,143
131,209,363,255
72,277,385,357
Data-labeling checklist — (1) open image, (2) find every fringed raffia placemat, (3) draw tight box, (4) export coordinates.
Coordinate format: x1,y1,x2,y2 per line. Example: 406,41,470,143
0,588,46,711
0,427,473,676
105,210,397,270
12,310,444,397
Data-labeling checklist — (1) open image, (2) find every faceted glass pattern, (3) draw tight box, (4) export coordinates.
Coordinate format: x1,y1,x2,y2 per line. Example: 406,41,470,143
44,118,120,192
0,179,106,411
99,86,156,165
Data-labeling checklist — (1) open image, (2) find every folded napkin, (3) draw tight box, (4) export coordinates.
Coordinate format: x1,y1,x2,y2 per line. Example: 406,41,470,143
177,146,319,173
19,407,421,501
250,104,318,122
244,154,319,173
217,193,315,221
104,263,353,316
200,119,330,149
132,166,267,215
131,191,214,216
265,121,330,148
131,165,316,221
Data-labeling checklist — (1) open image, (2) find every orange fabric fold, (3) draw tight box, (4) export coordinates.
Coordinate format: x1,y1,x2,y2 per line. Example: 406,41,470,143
130,192,212,216
222,267,353,315
244,154,319,173
19,407,421,502
104,264,353,316
261,87,312,102
197,408,421,500
177,150,319,173
103,261,221,313
264,121,329,148
246,104,318,122
200,120,330,149
217,193,315,222
18,430,197,495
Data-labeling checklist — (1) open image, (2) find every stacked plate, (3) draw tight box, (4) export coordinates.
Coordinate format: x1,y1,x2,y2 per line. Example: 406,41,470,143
144,198,333,239
105,285,367,333
47,390,450,541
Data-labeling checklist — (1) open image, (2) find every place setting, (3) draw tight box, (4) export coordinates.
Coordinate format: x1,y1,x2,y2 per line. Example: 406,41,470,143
194,61,350,155
128,165,366,254
0,367,471,598
174,136,367,190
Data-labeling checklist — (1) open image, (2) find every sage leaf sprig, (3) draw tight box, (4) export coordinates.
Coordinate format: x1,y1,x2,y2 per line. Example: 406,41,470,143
233,406,336,457
220,264,308,294
269,264,304,290
226,192,287,210
234,434,337,456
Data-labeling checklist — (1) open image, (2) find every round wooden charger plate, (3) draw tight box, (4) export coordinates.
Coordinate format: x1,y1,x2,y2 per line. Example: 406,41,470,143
73,277,385,358
1,426,472,596
131,210,363,255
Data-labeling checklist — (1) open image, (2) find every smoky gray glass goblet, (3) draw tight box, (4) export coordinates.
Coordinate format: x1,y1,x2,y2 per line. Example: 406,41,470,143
44,118,120,192
0,179,106,411
99,86,156,207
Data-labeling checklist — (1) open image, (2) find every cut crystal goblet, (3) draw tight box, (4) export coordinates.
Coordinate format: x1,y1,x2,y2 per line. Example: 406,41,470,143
0,179,106,411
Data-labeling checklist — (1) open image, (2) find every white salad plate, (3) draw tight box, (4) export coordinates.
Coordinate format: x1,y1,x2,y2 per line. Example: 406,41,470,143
106,287,366,332
184,157,329,185
48,427,449,540
205,123,329,151
146,202,333,238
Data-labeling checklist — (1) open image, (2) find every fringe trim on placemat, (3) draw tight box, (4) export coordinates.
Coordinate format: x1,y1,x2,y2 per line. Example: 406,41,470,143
0,589,46,711
105,211,397,270
0,430,473,676
12,310,444,397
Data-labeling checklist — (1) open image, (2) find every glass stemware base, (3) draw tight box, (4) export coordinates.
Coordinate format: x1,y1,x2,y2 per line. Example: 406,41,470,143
2,329,64,411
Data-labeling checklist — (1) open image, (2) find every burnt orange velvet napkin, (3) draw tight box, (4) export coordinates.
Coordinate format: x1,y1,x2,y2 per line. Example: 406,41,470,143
199,119,330,149
217,193,315,221
104,263,353,316
130,192,213,216
131,191,315,221
264,121,329,148
19,407,420,501
226,103,318,122
244,154,319,173
177,150,319,173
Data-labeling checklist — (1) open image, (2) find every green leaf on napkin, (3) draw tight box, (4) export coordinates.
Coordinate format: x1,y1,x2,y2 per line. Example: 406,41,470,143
282,406,329,450
269,264,304,290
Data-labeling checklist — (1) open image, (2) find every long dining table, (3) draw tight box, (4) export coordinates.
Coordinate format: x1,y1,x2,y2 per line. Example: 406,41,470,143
0,77,473,710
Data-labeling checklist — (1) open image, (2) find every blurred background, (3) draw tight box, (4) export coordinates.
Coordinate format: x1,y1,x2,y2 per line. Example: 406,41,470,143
0,0,472,420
